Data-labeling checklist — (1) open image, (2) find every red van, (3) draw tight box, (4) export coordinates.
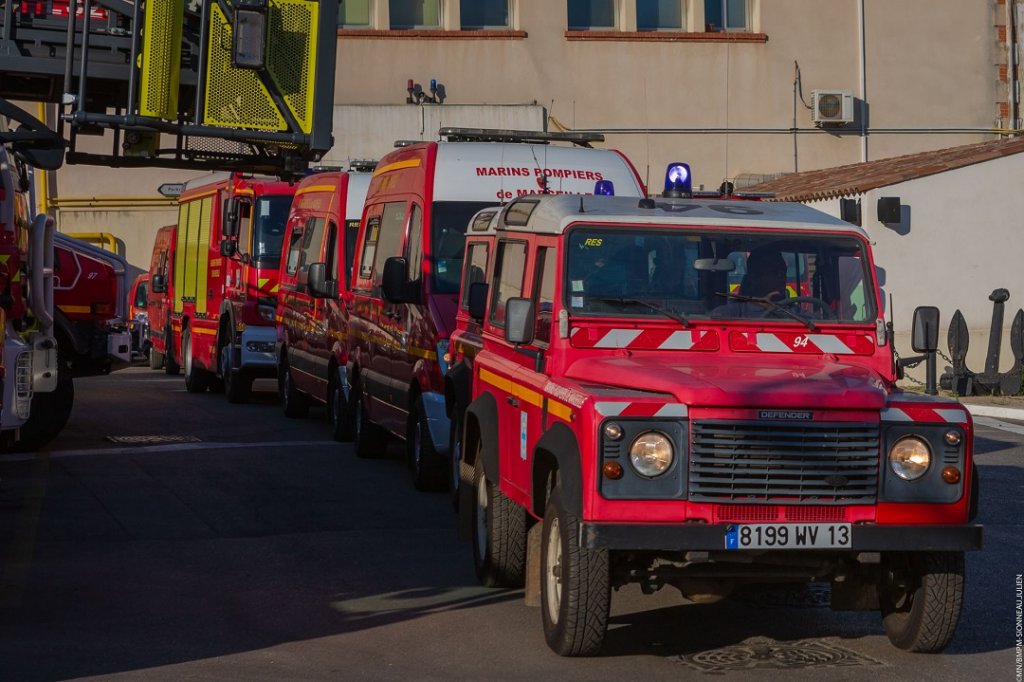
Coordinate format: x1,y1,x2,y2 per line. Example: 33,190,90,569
146,224,178,372
348,128,646,490
276,168,372,438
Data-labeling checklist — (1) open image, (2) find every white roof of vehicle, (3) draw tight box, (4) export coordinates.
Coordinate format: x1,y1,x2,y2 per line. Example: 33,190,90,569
432,142,644,201
497,194,869,238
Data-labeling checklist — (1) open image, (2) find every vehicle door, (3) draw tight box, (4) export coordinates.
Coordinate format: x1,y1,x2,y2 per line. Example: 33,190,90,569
478,237,531,499
292,215,327,393
508,239,558,495
359,201,408,434
394,203,424,419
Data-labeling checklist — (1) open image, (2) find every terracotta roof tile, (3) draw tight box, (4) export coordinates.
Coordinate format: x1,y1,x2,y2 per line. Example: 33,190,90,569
747,137,1024,202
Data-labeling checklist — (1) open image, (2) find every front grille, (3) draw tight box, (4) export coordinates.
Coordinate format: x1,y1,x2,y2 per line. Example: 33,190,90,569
714,505,848,523
690,420,880,505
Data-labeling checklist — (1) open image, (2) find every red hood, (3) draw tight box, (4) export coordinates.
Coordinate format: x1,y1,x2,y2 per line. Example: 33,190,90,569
564,354,889,410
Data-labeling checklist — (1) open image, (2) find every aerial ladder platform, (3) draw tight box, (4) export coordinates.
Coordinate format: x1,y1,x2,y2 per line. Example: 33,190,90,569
0,0,338,177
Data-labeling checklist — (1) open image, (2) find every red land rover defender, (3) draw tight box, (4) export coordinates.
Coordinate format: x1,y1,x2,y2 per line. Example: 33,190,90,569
449,183,982,656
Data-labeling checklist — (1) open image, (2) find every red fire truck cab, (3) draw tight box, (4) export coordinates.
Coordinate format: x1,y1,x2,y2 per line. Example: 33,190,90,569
450,184,981,656
168,173,295,402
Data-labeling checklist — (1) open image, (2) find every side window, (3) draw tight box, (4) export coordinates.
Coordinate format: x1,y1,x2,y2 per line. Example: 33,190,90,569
237,199,253,254
461,0,509,28
300,217,326,270
533,246,557,345
338,0,370,27
637,0,683,30
325,221,339,282
157,250,168,279
406,204,423,282
568,0,615,29
489,240,527,328
344,219,360,287
371,202,407,287
390,0,440,29
358,215,381,280
460,241,490,309
705,0,749,31
285,218,305,276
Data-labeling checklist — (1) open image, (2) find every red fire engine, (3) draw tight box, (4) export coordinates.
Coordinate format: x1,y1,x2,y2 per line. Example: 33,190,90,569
165,173,295,402
0,126,130,452
447,168,981,656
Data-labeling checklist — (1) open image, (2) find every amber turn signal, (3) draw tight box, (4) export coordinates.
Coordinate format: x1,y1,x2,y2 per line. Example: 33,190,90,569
941,466,961,484
602,462,624,480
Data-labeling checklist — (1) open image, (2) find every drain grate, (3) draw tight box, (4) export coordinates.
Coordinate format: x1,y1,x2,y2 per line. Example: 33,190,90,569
106,435,202,444
676,637,884,672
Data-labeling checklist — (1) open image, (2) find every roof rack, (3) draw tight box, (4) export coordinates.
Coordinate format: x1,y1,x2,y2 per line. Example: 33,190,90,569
438,127,605,148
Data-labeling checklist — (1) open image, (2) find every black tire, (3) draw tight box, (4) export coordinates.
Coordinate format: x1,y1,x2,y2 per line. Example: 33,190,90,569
878,551,965,653
278,352,309,418
407,396,445,492
472,457,526,588
221,331,252,404
353,379,385,458
182,328,209,393
541,482,610,657
11,352,74,452
327,368,355,442
148,347,164,370
164,326,180,375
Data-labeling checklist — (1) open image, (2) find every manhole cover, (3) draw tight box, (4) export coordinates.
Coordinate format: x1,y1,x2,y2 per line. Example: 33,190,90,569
676,637,884,672
106,435,202,444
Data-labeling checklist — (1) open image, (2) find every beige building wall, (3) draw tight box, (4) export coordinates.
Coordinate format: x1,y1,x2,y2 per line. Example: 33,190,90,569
806,152,1024,381
40,0,1004,273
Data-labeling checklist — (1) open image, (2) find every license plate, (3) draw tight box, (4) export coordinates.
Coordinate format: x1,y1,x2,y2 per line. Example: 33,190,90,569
724,523,852,550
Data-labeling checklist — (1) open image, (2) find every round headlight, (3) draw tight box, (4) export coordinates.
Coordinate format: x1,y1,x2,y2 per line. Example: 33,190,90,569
889,436,931,480
629,431,674,477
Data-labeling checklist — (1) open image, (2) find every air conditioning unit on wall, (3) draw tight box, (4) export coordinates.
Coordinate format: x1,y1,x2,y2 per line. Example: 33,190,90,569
811,89,855,126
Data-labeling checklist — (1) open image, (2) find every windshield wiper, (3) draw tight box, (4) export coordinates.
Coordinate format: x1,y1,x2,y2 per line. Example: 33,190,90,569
594,297,691,327
715,292,816,331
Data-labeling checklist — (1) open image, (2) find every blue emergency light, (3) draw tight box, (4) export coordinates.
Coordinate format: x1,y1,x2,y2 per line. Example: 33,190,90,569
594,180,615,196
663,162,692,198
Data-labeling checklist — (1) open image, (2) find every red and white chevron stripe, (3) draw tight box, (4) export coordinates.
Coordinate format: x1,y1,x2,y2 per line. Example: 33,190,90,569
882,404,970,424
594,401,688,418
730,332,875,355
571,327,719,351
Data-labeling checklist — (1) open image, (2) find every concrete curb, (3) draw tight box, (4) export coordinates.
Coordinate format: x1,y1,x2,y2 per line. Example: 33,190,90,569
960,403,1024,422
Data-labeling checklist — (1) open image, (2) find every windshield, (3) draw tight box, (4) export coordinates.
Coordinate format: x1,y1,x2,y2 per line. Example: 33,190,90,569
252,194,292,266
565,227,876,324
430,201,496,294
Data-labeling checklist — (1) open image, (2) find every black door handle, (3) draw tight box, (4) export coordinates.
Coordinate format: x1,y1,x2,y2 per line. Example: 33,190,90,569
507,396,519,407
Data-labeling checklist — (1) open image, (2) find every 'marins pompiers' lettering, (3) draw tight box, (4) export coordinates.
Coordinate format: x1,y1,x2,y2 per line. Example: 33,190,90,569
475,166,605,181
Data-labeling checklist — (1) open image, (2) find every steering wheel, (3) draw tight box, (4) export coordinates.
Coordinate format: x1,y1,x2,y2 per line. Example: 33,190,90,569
769,296,836,320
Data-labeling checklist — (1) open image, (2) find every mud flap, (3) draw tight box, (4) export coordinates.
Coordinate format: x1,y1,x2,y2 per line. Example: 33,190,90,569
524,522,543,607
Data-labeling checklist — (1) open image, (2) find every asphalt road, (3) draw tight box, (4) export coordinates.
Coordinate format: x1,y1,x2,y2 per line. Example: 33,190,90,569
0,367,1021,681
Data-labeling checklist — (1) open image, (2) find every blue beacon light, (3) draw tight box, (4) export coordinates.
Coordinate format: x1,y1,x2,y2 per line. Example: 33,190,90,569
663,162,692,198
594,180,615,196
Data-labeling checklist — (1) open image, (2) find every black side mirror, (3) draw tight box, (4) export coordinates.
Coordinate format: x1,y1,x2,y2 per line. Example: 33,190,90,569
468,281,488,321
307,262,337,299
911,306,940,353
381,256,420,304
220,239,237,258
223,198,240,238
151,274,167,294
504,297,536,345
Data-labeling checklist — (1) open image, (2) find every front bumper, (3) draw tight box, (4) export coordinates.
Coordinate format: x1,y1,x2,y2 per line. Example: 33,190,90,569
581,522,983,552
239,325,277,369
